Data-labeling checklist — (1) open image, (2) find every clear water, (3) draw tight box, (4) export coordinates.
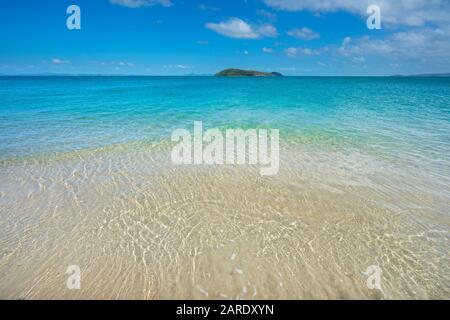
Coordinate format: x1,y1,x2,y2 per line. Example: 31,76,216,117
0,76,449,299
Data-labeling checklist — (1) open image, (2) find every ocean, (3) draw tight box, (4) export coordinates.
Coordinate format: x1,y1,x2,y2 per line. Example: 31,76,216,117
0,76,449,299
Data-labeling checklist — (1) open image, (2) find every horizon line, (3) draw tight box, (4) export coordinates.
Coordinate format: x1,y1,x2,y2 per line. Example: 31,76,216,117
1,73,450,78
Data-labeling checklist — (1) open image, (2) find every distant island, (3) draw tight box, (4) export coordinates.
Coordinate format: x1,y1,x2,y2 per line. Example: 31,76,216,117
391,72,450,77
215,68,283,77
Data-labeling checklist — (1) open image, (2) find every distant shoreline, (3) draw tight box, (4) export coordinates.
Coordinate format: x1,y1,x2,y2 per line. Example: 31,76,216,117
1,74,450,77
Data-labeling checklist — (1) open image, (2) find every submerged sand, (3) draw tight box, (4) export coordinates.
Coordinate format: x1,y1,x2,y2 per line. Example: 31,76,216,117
0,140,449,299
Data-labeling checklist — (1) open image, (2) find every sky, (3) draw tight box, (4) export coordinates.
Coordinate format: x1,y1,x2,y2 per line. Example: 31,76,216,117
0,0,449,76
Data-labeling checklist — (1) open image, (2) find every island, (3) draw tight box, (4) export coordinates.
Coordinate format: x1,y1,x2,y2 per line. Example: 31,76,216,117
215,68,283,77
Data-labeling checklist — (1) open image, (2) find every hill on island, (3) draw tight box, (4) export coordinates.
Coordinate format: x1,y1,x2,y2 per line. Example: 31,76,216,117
215,68,283,77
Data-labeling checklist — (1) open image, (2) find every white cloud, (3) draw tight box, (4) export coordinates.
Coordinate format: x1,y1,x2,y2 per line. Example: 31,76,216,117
256,9,277,22
118,61,135,67
265,1,450,69
198,4,221,11
262,47,274,53
300,48,317,56
109,0,172,8
257,24,279,37
167,64,193,69
52,58,70,65
338,36,354,57
338,27,450,62
205,18,277,39
206,18,258,39
99,61,135,67
352,56,365,64
285,47,323,57
263,0,450,27
285,47,298,58
287,27,320,40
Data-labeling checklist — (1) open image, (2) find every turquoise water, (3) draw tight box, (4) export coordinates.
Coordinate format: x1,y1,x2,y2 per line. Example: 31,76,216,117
1,76,449,161
0,76,449,299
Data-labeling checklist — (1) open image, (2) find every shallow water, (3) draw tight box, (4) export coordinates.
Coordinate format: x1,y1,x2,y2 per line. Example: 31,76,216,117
0,76,449,299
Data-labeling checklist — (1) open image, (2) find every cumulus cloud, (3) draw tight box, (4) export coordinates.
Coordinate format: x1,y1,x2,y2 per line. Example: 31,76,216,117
287,27,320,40
109,0,172,8
264,0,450,68
206,18,258,39
205,18,278,39
262,47,274,53
263,0,450,27
338,27,450,62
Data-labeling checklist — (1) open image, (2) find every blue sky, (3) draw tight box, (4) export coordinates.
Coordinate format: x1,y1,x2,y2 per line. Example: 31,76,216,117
0,0,449,75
